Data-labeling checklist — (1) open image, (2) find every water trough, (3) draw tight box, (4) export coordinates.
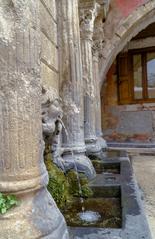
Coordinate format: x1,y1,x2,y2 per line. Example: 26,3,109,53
66,150,152,239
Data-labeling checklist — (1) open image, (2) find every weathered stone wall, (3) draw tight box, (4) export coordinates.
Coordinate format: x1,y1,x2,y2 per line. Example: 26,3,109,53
39,0,59,92
101,61,155,143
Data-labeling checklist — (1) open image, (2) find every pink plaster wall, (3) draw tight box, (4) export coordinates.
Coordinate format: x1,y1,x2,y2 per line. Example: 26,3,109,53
104,0,150,39
114,0,149,17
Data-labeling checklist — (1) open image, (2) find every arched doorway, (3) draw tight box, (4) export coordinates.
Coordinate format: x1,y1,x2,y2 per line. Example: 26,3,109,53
101,9,155,145
100,1,155,85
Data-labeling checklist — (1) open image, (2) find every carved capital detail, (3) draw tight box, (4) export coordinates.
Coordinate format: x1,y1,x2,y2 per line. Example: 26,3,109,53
79,2,100,41
92,8,105,58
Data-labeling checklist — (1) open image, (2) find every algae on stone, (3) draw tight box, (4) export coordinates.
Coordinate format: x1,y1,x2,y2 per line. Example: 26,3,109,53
44,153,70,209
67,170,93,198
44,148,93,210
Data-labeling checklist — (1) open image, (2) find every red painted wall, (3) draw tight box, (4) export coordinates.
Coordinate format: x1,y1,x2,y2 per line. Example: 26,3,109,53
104,0,150,39
115,0,149,17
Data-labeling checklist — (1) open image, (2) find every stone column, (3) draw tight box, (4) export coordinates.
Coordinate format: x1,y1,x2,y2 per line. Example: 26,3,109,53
58,0,96,179
92,6,108,155
92,43,107,151
80,3,101,156
0,2,69,239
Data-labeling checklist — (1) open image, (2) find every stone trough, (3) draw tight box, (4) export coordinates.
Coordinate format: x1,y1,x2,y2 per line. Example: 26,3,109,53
67,150,152,239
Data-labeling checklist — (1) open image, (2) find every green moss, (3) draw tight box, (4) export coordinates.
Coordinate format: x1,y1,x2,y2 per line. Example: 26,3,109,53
45,155,71,210
67,170,93,198
81,184,93,198
44,147,93,210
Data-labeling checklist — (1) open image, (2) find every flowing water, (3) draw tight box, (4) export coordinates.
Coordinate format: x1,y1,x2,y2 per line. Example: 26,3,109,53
59,118,85,212
58,119,121,225
78,211,101,223
62,150,122,227
63,197,121,227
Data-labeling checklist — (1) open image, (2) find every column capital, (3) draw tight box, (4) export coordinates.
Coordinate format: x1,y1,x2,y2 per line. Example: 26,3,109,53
79,1,100,40
93,11,105,58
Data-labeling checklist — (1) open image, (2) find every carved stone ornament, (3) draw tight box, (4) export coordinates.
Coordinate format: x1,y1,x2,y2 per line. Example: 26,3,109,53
79,3,100,40
42,85,63,137
42,85,66,170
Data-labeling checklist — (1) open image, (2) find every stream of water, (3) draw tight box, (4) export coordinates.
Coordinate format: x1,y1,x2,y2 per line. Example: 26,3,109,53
59,118,103,223
59,118,85,212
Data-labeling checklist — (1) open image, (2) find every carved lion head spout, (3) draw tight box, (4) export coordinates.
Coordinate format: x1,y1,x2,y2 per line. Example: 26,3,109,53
42,85,63,138
41,85,65,170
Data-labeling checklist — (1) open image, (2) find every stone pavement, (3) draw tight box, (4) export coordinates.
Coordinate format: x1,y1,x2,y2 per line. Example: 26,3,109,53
131,152,155,239
110,147,155,239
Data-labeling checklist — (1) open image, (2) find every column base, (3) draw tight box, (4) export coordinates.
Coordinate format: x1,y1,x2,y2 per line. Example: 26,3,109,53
0,188,69,239
62,147,96,179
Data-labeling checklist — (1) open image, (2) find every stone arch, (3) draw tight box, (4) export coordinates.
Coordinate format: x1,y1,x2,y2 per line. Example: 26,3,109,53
100,1,155,88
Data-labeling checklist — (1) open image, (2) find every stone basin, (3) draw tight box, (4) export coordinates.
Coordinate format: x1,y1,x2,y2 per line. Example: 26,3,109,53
63,194,121,228
68,150,152,239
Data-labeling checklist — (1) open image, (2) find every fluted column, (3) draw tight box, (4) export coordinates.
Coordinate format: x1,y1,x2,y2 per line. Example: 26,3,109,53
0,2,68,238
92,10,108,152
93,49,102,137
80,3,101,155
58,0,95,179
93,45,107,150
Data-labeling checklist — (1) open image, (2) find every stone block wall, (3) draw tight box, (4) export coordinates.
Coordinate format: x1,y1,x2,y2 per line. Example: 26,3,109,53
39,0,59,93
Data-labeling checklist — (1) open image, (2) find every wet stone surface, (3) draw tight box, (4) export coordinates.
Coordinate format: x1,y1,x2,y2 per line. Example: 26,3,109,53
63,150,122,229
63,197,122,228
67,150,152,239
